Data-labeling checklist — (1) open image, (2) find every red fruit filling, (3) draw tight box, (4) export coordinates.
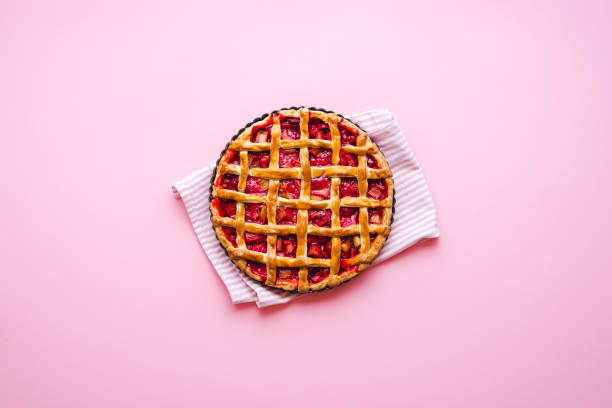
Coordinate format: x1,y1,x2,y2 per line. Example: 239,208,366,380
279,149,300,168
307,235,332,259
339,236,362,275
308,267,330,283
215,198,236,218
245,232,267,253
308,209,331,227
368,208,384,224
367,155,379,168
245,177,269,195
339,150,357,166
276,268,299,283
248,151,270,168
245,232,267,244
247,242,267,253
279,179,301,199
218,174,239,191
339,178,359,198
340,265,359,275
222,227,237,247
276,206,297,225
308,117,331,140
280,117,301,140
245,203,267,224
367,180,388,200
340,236,361,259
250,122,272,143
247,261,267,280
276,235,297,258
339,124,357,146
310,176,331,200
339,207,359,227
225,149,240,164
309,148,332,166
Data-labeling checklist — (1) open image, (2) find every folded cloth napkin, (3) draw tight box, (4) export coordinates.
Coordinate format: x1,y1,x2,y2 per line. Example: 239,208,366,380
172,109,439,307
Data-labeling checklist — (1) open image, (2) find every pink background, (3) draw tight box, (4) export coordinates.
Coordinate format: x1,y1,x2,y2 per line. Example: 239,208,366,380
2,1,612,407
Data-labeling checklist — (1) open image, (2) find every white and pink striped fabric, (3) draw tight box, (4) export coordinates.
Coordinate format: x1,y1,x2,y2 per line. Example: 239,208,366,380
172,109,439,307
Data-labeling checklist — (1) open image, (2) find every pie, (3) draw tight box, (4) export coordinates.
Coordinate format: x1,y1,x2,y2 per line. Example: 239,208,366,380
210,107,394,292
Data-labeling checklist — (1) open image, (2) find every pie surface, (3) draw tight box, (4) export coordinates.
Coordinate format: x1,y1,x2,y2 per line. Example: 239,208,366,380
210,107,394,292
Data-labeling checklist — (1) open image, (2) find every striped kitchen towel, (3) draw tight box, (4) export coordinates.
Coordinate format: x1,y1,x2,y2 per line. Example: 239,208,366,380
172,109,439,307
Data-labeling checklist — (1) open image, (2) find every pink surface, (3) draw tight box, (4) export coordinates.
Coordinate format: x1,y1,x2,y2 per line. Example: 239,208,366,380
1,1,611,407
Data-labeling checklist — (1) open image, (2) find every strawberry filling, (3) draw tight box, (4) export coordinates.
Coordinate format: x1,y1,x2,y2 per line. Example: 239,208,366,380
276,206,297,225
245,177,269,195
339,150,357,166
247,261,267,280
245,232,267,253
339,207,359,227
214,198,236,218
339,178,359,198
279,149,300,168
339,235,361,275
225,149,240,164
245,203,267,224
339,124,357,146
218,174,239,191
340,236,361,259
339,265,359,275
276,235,297,257
222,227,237,247
366,155,379,168
248,152,270,168
310,176,331,200
367,180,388,200
309,148,332,166
368,208,384,224
308,267,329,284
280,117,301,140
307,235,332,259
276,268,299,283
308,209,331,227
247,242,267,253
245,232,267,244
279,179,301,199
250,122,272,143
308,117,331,140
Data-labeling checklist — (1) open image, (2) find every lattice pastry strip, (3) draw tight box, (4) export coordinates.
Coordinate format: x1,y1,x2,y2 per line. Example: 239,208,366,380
210,107,394,292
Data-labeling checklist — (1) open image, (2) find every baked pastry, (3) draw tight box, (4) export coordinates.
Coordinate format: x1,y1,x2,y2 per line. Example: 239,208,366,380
210,107,394,292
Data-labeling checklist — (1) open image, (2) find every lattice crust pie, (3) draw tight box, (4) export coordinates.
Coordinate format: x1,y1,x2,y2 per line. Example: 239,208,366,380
210,107,394,292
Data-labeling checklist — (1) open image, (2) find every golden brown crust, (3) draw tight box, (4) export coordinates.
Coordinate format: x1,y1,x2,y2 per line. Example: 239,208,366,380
210,108,394,292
